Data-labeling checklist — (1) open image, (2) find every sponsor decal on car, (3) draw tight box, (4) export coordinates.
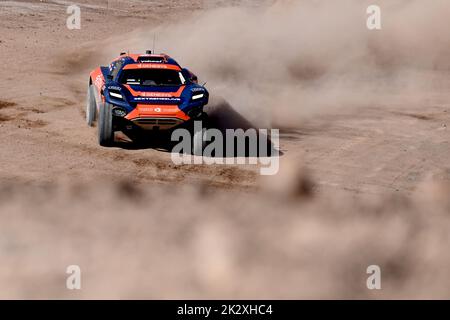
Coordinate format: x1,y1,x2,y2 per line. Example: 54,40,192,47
133,97,181,102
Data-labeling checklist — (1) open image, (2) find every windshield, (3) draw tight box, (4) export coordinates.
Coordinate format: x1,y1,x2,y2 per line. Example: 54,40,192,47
119,69,185,86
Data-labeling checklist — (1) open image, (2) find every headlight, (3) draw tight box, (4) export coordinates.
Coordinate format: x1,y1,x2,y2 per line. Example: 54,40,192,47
192,93,204,101
112,107,127,117
109,91,123,99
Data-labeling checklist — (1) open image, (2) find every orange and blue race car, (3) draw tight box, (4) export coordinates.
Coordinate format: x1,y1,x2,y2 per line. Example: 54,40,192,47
86,51,209,147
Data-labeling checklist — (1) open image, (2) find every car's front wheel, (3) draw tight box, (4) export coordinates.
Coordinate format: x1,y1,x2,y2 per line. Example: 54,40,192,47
86,84,97,126
98,103,114,147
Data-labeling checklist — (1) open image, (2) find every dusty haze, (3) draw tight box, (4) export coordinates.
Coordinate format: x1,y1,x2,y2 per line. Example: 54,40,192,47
88,0,450,127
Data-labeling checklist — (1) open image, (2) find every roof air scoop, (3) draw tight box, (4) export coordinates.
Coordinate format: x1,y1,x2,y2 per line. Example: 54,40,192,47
137,56,165,63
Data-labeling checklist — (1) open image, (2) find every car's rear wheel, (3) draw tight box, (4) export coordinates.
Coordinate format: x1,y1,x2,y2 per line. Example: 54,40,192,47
98,103,114,147
86,84,97,126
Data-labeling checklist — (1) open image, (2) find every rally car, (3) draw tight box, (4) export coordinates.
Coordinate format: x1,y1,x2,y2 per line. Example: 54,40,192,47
86,51,209,147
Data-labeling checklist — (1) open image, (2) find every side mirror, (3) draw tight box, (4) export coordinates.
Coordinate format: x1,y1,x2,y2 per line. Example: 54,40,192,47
182,68,198,84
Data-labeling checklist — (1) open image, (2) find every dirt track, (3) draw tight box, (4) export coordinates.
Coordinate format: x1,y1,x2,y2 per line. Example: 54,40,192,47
1,0,450,299
0,0,265,189
1,0,449,194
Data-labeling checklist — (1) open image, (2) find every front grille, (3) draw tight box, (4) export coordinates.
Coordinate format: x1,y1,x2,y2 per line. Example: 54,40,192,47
132,117,183,130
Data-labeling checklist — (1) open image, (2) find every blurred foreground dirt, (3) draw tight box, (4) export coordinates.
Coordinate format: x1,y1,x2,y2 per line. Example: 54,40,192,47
2,172,450,299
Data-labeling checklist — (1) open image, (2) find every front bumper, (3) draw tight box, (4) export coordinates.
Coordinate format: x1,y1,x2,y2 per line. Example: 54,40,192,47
112,103,205,132
130,117,185,130
121,103,190,131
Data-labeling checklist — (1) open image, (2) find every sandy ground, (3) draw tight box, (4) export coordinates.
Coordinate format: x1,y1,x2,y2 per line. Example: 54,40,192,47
1,0,450,299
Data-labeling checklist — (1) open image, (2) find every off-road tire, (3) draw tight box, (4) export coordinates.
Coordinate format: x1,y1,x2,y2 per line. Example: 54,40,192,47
98,102,114,147
86,84,97,126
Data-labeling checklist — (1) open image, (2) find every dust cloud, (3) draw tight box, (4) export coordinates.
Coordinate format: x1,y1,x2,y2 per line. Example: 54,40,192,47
90,0,450,127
